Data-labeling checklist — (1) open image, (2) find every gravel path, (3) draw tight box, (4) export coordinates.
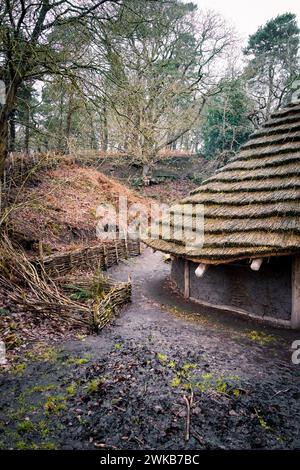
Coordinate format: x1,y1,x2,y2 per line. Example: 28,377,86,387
1,248,300,450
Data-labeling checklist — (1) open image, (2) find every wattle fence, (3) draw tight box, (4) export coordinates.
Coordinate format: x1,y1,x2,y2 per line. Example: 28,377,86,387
34,238,141,277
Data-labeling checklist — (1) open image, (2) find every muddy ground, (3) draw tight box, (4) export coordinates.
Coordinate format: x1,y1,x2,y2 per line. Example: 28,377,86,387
0,248,300,450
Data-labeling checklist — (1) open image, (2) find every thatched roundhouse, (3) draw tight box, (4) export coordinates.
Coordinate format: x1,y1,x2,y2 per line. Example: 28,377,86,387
143,100,300,328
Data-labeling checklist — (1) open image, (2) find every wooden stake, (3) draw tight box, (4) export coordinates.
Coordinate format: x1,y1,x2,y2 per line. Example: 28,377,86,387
103,245,108,269
184,259,190,299
291,256,300,329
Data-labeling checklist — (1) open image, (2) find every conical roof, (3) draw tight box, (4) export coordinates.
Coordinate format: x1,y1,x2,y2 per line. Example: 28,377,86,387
143,100,300,264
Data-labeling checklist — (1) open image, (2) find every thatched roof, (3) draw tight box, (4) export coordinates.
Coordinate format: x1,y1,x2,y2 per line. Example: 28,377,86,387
143,100,300,264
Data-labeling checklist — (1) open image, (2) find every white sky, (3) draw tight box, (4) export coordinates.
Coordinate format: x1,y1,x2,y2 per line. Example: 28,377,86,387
192,0,300,42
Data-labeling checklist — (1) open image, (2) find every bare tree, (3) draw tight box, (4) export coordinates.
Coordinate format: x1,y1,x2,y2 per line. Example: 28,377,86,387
0,0,121,175
102,2,235,180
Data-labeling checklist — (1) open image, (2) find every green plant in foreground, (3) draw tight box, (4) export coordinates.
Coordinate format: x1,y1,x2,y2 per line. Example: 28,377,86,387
254,408,272,432
44,395,67,415
25,345,59,363
157,353,167,363
245,330,277,345
12,363,26,374
85,378,103,394
66,383,77,396
170,376,181,388
65,354,91,366
17,420,35,433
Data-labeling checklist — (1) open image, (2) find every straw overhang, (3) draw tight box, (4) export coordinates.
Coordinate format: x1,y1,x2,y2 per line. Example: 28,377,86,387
143,100,300,263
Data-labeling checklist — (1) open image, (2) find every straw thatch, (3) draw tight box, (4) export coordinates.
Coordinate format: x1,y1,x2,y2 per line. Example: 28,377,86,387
143,100,300,263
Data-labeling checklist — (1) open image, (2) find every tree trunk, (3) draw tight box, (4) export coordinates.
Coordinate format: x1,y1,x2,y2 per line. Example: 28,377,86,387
101,104,108,152
0,80,19,176
9,110,16,153
24,108,30,155
0,117,9,176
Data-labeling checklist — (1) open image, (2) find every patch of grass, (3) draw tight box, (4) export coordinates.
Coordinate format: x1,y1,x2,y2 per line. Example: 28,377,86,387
157,353,167,363
29,384,57,394
182,363,197,372
85,378,103,394
194,373,241,397
114,343,122,350
15,441,28,450
44,395,67,415
16,420,35,433
65,354,92,366
12,363,26,374
25,345,59,363
215,378,228,394
170,376,181,388
244,330,277,345
66,383,77,397
40,441,56,450
38,420,51,438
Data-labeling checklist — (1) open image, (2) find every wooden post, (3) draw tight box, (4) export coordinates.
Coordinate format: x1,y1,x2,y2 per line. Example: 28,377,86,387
184,259,190,299
124,233,129,259
292,256,300,329
103,245,108,270
114,236,119,264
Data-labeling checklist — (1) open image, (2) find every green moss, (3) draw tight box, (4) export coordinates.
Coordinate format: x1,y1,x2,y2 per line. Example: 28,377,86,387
29,384,57,394
182,363,197,372
244,330,277,345
170,376,181,388
66,383,77,396
215,378,228,394
44,395,67,415
17,420,35,433
40,441,56,450
182,383,192,390
157,353,167,363
12,363,26,374
15,440,39,450
15,440,28,450
168,360,176,369
85,378,103,394
195,373,241,396
114,343,122,350
38,420,51,438
25,345,58,363
65,354,91,366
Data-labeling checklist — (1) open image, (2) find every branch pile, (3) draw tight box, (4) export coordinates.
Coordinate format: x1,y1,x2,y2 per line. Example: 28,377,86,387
0,235,132,332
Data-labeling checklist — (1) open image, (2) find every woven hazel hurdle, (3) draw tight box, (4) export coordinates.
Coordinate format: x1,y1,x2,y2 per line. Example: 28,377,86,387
92,278,132,331
34,238,141,277
0,235,139,332
33,238,139,330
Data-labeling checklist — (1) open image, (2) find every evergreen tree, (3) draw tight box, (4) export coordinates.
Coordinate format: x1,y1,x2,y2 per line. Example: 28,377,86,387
244,13,300,122
201,78,253,160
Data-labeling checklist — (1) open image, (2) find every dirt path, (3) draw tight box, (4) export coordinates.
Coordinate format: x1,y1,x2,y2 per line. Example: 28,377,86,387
1,248,300,450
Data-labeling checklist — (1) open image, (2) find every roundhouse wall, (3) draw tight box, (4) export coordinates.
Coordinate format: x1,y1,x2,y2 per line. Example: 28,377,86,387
171,256,292,322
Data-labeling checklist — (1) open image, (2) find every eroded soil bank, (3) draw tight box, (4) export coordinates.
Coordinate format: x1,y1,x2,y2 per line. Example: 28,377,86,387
1,248,300,450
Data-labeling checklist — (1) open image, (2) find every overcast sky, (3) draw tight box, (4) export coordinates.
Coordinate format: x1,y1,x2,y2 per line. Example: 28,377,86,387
192,0,300,41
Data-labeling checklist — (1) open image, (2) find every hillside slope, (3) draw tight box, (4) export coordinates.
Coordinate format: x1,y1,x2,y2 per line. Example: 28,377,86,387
10,162,148,255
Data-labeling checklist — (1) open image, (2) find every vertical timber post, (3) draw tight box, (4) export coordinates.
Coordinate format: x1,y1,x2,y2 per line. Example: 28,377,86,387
184,259,190,300
291,256,300,329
